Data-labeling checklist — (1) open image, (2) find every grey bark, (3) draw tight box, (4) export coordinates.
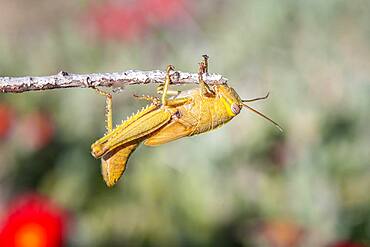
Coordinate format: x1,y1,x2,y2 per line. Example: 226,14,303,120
0,70,228,93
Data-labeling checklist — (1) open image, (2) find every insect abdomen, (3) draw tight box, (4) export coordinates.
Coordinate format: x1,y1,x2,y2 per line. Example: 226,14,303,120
190,96,233,135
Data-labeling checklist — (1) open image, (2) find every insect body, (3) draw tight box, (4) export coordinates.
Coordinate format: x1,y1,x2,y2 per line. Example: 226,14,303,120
91,56,282,186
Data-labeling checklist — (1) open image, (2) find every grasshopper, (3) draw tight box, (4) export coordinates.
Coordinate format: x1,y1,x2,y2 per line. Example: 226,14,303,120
91,56,282,187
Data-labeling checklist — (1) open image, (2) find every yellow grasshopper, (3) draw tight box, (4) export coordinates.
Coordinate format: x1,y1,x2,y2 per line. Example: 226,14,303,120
91,56,282,187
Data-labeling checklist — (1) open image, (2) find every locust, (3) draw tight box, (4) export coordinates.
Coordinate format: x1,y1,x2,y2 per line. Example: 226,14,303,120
91,56,282,187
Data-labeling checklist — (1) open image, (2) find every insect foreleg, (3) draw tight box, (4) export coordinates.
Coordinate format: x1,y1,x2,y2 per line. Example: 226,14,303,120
198,57,215,97
201,54,209,74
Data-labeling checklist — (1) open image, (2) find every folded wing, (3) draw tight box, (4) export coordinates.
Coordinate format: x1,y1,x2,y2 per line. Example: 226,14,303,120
101,142,139,187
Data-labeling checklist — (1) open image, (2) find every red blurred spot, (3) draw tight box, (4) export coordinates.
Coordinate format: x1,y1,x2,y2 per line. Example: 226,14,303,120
87,2,148,41
85,0,189,41
15,223,46,247
0,194,67,247
141,0,187,22
18,112,55,151
0,104,15,139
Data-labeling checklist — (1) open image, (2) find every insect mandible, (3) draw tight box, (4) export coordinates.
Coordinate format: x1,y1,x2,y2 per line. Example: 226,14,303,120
91,55,282,187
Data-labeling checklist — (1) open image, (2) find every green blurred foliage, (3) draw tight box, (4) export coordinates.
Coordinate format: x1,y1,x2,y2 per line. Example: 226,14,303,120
0,0,369,246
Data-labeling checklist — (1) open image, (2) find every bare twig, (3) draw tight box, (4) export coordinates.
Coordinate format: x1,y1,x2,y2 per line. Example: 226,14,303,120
0,70,228,93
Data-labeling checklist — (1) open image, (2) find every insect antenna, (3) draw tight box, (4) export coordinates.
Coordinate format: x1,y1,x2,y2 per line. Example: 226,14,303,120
242,103,283,132
242,92,269,103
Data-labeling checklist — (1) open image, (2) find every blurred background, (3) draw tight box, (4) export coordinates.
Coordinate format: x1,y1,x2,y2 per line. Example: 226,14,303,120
0,0,369,246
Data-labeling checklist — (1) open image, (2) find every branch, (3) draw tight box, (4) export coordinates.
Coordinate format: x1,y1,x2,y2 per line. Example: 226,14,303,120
0,70,228,93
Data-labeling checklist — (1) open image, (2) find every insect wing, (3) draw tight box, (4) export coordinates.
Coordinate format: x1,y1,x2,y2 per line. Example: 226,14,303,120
101,142,139,187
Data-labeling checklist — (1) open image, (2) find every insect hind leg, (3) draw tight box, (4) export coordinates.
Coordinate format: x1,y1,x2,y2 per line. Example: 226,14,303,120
160,65,175,105
93,87,113,133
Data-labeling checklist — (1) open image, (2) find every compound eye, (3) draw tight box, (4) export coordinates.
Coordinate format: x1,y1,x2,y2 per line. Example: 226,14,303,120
231,103,241,115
